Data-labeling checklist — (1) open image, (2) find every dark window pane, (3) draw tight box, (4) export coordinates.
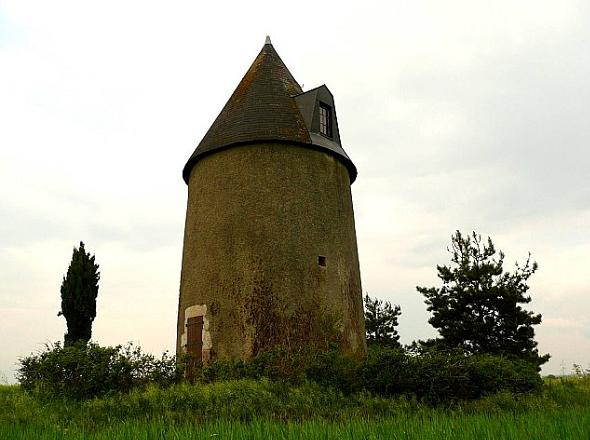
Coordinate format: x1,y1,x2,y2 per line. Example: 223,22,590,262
319,103,332,137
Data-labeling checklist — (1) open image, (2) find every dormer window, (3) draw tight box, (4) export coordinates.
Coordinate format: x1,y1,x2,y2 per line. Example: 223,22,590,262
319,103,332,138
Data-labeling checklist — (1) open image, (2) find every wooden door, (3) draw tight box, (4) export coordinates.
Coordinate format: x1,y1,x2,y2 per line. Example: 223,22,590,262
185,315,203,381
186,316,204,362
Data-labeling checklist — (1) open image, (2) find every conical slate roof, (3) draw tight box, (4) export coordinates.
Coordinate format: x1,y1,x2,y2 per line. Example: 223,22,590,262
183,38,357,184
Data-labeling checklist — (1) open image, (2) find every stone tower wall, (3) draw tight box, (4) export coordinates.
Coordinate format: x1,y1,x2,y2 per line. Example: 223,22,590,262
177,142,365,360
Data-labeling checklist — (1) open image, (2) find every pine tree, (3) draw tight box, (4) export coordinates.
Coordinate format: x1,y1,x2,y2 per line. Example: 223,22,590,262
417,231,549,368
364,294,402,347
58,242,100,346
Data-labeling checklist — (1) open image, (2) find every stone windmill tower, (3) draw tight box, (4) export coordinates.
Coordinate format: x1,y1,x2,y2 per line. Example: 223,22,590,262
177,37,365,362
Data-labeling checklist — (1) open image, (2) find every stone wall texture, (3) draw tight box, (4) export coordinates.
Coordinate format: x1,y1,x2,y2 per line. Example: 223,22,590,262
177,142,366,360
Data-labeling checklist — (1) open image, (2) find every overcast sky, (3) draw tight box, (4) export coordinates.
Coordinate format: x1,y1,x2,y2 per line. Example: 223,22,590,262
1,0,588,381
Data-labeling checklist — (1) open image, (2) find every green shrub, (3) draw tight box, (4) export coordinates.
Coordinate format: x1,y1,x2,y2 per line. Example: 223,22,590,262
305,346,542,404
17,342,182,400
359,346,411,396
464,353,542,396
202,347,321,384
16,341,543,404
196,345,542,404
362,347,542,404
304,347,362,393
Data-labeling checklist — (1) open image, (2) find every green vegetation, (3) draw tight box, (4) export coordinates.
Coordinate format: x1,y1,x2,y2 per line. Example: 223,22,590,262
58,241,100,346
417,231,549,368
364,293,402,348
1,377,589,439
306,346,542,403
17,342,181,400
9,231,574,438
17,343,542,404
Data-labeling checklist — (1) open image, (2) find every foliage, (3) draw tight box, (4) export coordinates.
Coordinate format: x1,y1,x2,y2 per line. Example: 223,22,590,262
58,242,100,346
200,346,329,384
17,342,182,400
306,345,542,404
16,339,543,405
197,345,542,404
2,377,590,439
416,231,549,368
303,346,362,394
364,294,402,348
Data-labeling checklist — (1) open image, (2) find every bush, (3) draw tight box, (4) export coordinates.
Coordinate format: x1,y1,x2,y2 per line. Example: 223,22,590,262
17,342,182,400
17,342,542,404
304,347,362,394
200,345,362,393
464,353,543,397
362,347,542,404
304,345,542,404
195,345,542,404
201,347,322,384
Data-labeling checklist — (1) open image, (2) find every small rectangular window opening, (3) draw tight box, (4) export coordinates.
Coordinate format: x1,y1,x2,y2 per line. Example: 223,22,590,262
318,255,327,267
319,103,332,138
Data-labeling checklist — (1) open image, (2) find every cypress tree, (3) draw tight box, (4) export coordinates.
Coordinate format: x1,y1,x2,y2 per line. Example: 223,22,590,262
58,242,100,346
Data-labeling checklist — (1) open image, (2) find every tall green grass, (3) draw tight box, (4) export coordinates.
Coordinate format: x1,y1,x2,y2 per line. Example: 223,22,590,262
1,377,589,439
2,410,589,440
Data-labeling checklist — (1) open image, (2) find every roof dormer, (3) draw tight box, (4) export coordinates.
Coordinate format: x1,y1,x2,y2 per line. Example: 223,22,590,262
294,85,342,148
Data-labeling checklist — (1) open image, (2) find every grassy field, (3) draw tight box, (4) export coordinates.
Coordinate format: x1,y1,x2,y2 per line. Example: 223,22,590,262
1,377,589,439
